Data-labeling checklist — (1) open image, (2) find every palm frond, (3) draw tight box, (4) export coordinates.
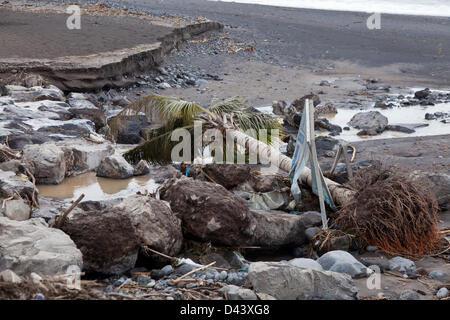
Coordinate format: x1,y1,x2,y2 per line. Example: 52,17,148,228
124,119,194,165
107,94,213,141
209,96,282,143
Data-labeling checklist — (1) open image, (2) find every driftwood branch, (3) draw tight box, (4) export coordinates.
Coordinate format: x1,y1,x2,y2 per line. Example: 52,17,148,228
54,194,85,229
171,261,216,284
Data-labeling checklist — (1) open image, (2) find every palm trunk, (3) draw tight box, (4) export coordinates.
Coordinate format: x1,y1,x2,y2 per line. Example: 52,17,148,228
226,129,355,206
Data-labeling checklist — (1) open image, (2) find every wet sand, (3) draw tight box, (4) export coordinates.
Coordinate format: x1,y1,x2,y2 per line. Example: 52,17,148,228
0,8,172,59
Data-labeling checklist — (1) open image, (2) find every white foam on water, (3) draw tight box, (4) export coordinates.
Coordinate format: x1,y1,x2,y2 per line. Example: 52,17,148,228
211,0,450,17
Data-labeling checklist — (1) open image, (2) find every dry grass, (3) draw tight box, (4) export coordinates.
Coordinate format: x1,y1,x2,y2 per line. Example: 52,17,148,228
335,164,444,256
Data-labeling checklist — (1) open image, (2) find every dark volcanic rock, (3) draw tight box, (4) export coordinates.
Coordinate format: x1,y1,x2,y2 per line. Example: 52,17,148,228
292,94,321,112
385,125,415,134
62,195,183,274
250,210,306,247
348,111,388,132
162,178,254,246
114,116,151,144
0,86,8,96
202,164,252,189
1,133,51,150
414,88,431,100
62,207,140,275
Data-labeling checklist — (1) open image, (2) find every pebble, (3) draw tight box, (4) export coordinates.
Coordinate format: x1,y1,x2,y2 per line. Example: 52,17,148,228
186,283,198,289
436,287,449,299
388,257,416,274
137,275,152,286
429,270,446,281
399,289,420,300
365,245,377,252
219,271,228,281
161,265,174,276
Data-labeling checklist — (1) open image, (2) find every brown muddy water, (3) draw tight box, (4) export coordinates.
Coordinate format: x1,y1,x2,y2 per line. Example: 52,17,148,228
38,172,159,202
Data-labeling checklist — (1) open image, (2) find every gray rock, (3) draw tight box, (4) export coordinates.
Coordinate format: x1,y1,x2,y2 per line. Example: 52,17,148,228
133,160,150,176
161,265,174,276
174,263,198,275
414,88,431,100
317,250,369,278
287,258,323,271
0,199,31,221
56,138,114,175
158,82,171,89
366,246,377,252
0,160,24,174
399,289,420,300
297,211,323,228
62,195,183,274
67,99,97,110
305,227,320,242
348,111,388,132
388,257,416,274
429,270,446,281
22,143,66,184
0,217,83,276
222,251,249,269
219,270,228,281
223,285,257,300
0,170,35,199
437,287,449,299
162,179,255,247
323,235,351,254
272,100,288,116
249,209,306,247
0,269,23,283
137,275,152,286
96,154,134,179
248,261,358,300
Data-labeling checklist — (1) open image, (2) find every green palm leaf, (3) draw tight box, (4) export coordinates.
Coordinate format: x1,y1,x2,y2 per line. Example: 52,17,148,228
108,94,282,164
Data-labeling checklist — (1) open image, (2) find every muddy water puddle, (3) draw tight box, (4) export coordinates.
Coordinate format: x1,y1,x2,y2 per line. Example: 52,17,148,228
259,103,450,141
320,103,450,141
38,172,159,201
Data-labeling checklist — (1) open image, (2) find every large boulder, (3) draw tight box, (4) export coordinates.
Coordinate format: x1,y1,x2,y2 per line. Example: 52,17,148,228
68,98,106,131
0,133,51,150
56,138,114,176
249,210,305,247
0,217,82,276
133,160,150,176
114,116,151,144
287,258,323,271
292,94,321,112
348,111,388,132
22,143,66,184
162,178,254,246
248,262,358,300
317,250,370,278
201,164,252,189
115,195,183,256
96,154,134,179
61,195,183,274
0,199,31,221
0,170,35,199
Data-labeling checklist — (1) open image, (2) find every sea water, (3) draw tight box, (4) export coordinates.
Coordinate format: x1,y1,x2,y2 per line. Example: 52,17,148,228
211,0,450,17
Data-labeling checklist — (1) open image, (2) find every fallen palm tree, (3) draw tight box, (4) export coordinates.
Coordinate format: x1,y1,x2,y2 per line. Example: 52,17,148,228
335,165,444,256
108,95,444,255
107,95,354,206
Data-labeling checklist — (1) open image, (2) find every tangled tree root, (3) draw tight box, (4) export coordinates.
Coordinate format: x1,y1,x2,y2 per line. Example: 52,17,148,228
335,165,444,256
